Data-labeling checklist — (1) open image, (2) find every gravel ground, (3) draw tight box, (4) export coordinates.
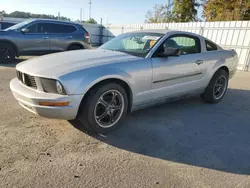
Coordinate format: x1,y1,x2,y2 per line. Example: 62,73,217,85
0,60,250,188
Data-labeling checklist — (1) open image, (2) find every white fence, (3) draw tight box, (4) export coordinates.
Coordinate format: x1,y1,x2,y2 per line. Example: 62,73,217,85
103,21,250,71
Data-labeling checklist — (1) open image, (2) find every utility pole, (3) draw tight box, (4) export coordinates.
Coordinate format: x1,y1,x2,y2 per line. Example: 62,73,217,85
80,8,82,22
89,0,92,19
82,8,84,21
58,12,60,20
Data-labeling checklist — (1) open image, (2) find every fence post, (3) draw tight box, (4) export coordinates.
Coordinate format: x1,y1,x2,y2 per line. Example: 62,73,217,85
99,18,103,46
199,26,204,36
244,40,250,71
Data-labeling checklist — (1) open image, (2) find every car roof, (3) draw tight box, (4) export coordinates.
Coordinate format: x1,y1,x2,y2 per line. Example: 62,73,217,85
28,19,81,26
129,29,168,34
129,29,203,38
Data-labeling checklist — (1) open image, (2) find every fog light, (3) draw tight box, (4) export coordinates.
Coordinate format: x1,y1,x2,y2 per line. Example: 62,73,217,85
56,81,63,94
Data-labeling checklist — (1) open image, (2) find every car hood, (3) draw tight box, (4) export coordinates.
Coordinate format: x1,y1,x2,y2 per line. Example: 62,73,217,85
16,49,141,78
0,30,16,35
0,30,8,34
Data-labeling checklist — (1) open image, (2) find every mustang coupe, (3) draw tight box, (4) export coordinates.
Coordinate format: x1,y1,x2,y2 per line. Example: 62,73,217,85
10,30,238,133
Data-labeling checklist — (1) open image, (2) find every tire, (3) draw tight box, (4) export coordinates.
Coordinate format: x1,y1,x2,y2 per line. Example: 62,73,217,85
67,44,83,51
0,43,16,63
78,83,128,134
201,69,229,103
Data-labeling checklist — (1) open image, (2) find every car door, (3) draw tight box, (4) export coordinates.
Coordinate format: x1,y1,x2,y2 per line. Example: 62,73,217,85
151,34,206,100
44,23,77,51
18,22,50,54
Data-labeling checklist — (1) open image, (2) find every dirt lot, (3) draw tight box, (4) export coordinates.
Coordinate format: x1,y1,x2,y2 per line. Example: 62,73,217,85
0,59,250,188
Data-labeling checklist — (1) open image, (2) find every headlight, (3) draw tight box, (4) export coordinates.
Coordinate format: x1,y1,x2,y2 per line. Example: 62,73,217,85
40,78,67,95
56,81,63,94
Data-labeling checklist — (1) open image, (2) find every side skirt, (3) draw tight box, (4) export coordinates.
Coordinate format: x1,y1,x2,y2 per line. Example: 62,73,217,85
131,89,205,112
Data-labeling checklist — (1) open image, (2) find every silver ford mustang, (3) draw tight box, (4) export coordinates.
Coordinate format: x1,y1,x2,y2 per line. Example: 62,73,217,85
10,30,238,133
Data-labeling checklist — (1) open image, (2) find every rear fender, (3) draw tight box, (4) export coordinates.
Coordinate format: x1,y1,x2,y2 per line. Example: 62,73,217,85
204,59,228,88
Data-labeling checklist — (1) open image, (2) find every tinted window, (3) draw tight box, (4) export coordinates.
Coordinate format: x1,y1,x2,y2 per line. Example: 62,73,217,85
206,40,218,51
39,23,77,33
27,23,77,33
156,35,201,56
27,23,39,33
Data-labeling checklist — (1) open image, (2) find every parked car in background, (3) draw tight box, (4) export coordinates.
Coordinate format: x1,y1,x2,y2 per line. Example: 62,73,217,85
0,21,17,30
10,30,238,134
0,19,91,62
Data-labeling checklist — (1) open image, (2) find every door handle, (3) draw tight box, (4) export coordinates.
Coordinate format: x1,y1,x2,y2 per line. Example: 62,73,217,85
66,36,73,39
195,60,204,65
43,36,49,39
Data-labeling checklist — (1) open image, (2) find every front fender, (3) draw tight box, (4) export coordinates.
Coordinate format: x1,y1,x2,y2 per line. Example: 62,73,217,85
60,66,134,95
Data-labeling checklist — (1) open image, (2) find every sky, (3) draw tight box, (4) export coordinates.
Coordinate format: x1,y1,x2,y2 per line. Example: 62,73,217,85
1,0,203,24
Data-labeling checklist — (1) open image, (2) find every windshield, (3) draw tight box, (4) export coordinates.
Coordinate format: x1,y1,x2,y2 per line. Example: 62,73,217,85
4,20,33,31
99,32,163,57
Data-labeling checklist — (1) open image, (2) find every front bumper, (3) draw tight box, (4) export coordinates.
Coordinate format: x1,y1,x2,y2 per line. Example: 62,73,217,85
10,78,84,120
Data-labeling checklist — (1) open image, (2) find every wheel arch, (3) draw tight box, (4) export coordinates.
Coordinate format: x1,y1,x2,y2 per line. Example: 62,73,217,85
206,65,230,88
212,65,229,80
0,39,19,56
78,78,134,116
66,43,84,50
217,65,229,75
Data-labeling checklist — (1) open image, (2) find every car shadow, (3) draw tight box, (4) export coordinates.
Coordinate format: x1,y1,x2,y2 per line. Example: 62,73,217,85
70,88,250,175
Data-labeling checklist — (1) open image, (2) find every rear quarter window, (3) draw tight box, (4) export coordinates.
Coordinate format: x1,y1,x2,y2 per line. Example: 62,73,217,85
53,24,77,33
205,40,218,51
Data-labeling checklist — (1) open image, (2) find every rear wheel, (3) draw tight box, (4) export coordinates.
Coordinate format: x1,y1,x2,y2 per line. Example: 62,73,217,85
0,43,16,63
78,83,128,134
201,69,229,103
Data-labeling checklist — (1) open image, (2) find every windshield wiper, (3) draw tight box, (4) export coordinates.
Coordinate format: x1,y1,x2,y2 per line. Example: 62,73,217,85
107,49,121,52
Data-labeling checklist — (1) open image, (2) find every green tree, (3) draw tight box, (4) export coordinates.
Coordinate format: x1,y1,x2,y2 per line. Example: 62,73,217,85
145,2,174,23
172,0,199,22
1,11,70,21
203,0,250,21
85,18,97,24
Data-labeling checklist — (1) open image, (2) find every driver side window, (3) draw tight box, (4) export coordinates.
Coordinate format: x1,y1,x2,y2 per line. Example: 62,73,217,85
26,23,39,33
154,34,201,57
26,23,48,34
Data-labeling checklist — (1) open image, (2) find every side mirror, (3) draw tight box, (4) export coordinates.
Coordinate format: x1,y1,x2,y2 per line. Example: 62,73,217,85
160,47,181,57
21,28,29,33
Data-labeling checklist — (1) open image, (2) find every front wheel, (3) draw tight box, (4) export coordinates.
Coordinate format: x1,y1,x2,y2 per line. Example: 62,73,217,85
78,83,128,134
201,69,229,103
0,43,16,63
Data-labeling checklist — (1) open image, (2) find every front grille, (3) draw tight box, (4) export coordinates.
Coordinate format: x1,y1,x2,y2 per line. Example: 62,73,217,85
17,71,37,89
